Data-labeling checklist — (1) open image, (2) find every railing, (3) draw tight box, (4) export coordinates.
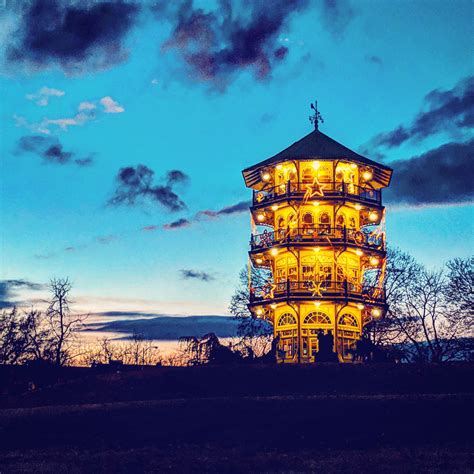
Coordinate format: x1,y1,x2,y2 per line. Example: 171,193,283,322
253,181,381,206
250,226,384,250
249,280,385,304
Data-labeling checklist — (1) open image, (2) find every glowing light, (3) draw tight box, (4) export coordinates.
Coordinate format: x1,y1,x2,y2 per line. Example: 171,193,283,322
372,308,381,317
256,308,263,315
314,301,321,307
356,249,364,256
362,170,373,181
312,161,320,170
350,163,358,169
369,212,378,222
271,204,278,211
255,258,263,264
270,304,277,309
257,214,265,222
270,248,279,256
276,164,283,170
357,303,365,310
313,247,321,252
370,257,379,266
312,201,320,206
355,204,362,211
262,173,271,181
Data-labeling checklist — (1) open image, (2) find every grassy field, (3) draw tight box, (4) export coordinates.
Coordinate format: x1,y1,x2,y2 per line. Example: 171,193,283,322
0,363,473,473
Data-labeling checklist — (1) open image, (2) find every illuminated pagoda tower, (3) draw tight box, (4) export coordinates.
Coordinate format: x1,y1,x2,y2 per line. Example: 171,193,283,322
242,103,393,363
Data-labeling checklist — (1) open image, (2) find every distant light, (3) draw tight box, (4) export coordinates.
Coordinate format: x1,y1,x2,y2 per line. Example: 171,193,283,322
262,173,271,181
257,214,265,222
312,161,320,170
370,257,379,266
357,303,365,310
256,258,263,264
355,204,362,211
271,204,278,211
372,308,381,317
362,170,373,181
356,249,364,256
369,212,378,222
270,248,278,256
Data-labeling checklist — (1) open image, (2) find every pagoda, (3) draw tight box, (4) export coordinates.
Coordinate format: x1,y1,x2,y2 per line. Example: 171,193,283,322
242,105,393,363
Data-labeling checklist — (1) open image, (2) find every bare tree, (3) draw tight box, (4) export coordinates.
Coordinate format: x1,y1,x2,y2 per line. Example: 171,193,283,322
229,266,274,360
46,278,85,366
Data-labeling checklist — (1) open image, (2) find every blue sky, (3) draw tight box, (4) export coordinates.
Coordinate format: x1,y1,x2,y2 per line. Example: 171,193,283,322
0,0,472,315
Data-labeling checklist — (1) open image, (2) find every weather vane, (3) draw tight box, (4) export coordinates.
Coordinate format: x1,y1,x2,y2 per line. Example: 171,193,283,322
309,100,324,131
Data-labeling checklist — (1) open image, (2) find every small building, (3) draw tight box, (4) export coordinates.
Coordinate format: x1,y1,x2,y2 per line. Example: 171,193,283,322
242,110,392,363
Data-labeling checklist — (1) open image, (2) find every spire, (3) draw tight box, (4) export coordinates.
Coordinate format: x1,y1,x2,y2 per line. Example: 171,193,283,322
309,100,324,131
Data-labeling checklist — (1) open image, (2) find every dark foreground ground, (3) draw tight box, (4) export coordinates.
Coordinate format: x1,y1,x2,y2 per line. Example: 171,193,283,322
0,363,473,473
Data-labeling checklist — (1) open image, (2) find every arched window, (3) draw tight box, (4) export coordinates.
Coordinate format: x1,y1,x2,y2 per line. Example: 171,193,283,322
303,312,331,325
336,214,345,228
302,168,313,184
349,216,356,228
277,216,285,229
338,313,358,327
319,212,331,233
278,313,297,327
302,212,314,228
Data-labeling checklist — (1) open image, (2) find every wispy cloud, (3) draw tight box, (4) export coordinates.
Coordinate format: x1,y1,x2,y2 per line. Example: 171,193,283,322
16,135,94,166
26,86,65,106
179,269,215,282
100,96,124,113
0,279,45,309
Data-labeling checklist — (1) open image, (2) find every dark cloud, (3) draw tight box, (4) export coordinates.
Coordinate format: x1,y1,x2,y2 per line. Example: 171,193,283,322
108,165,188,212
0,279,44,309
162,218,191,230
372,76,474,148
6,0,139,73
160,0,310,89
197,200,250,218
143,225,160,232
16,135,94,166
365,54,382,65
386,139,474,205
319,0,355,38
179,269,215,282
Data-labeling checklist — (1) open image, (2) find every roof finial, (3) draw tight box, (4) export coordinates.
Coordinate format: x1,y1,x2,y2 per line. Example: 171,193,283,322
309,100,324,131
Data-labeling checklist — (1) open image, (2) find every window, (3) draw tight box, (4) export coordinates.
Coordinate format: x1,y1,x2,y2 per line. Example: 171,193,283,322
278,313,297,327
302,212,314,228
319,212,331,232
303,312,331,325
302,168,313,184
336,214,345,228
349,216,356,228
338,313,358,327
317,164,331,183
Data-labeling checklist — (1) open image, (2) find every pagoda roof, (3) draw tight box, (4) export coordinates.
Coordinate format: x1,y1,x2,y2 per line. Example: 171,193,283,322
242,129,393,188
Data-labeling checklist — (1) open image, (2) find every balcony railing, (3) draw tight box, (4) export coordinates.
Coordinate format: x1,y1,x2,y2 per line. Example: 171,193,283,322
249,280,385,304
253,181,381,206
250,226,384,251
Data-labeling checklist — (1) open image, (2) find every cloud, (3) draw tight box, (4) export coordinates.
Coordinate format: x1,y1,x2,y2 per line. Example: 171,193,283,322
100,96,124,113
365,54,382,65
159,0,310,90
78,101,96,111
108,165,188,212
5,0,139,74
163,200,250,230
96,235,116,244
26,86,65,106
162,218,191,230
319,0,355,38
385,139,474,205
0,279,44,309
16,135,94,166
372,75,474,149
179,269,215,282
197,200,250,219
